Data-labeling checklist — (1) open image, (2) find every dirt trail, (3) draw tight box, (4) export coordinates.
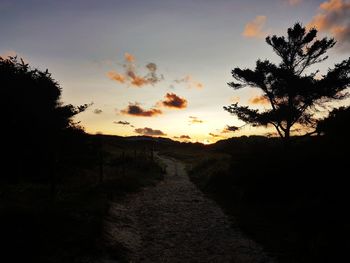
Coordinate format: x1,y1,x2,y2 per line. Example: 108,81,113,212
103,154,276,263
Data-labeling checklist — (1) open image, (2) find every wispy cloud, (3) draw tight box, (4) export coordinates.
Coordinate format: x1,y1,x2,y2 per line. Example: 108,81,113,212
114,120,130,125
107,71,126,83
120,103,162,117
93,109,103,114
134,127,166,136
174,75,204,89
189,116,204,124
107,52,163,87
230,96,240,103
159,93,188,109
248,95,270,105
113,120,134,127
222,125,240,133
287,0,302,6
242,16,268,38
308,0,350,51
124,52,135,62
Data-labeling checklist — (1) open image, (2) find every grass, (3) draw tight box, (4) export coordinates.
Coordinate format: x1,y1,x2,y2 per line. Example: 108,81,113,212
0,135,164,263
181,136,350,263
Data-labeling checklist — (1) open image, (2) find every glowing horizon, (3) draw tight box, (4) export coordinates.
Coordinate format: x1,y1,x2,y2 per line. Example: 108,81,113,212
1,0,349,143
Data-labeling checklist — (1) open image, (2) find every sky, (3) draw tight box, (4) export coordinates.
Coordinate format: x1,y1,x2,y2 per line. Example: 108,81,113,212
1,0,349,143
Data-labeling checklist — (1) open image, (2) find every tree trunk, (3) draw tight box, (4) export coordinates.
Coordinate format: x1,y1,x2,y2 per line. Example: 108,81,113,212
283,128,291,150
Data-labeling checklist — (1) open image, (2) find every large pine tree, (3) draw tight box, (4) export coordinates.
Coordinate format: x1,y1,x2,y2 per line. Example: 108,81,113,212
224,23,350,143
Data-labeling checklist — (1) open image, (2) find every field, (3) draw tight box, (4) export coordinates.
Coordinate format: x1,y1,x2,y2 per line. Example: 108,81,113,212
175,136,350,263
0,135,164,262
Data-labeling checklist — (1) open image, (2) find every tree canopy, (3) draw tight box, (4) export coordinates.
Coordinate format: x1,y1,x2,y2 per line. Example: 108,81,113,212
1,56,89,138
0,55,89,181
224,23,350,141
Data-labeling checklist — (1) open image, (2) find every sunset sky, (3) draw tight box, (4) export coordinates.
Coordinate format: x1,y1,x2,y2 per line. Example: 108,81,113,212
1,0,349,143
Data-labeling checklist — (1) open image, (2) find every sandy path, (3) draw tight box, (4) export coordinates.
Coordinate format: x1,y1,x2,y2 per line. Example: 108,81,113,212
103,154,276,263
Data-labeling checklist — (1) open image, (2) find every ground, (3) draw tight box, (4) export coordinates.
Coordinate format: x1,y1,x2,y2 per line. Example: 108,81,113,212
102,153,275,263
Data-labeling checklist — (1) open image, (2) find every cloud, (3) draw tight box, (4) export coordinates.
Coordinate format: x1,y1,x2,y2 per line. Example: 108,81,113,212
113,120,133,126
134,127,166,136
115,120,130,125
121,103,162,117
124,52,135,62
145,62,164,85
230,96,240,103
107,52,163,87
320,0,346,11
107,71,126,83
248,95,270,105
174,135,191,139
174,75,204,89
222,125,240,133
159,93,188,109
93,109,103,114
288,0,302,6
189,116,204,124
209,133,221,138
242,16,268,38
0,50,17,59
308,0,350,51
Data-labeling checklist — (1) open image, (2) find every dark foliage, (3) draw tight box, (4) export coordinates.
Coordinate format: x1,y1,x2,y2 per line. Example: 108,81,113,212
224,23,350,142
0,56,89,182
188,135,350,263
317,106,350,137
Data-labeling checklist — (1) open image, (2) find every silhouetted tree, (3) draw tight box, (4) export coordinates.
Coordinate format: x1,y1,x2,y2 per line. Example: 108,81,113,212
0,56,89,187
224,23,350,145
317,106,350,138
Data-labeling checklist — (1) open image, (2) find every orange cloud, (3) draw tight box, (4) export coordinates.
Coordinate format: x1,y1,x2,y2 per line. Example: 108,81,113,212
121,103,162,117
320,0,345,11
130,75,148,87
308,0,350,51
189,116,204,124
248,95,270,105
242,16,268,38
107,71,126,83
194,82,204,89
108,52,163,87
124,52,135,62
134,127,166,136
160,93,188,109
288,0,302,6
308,14,329,31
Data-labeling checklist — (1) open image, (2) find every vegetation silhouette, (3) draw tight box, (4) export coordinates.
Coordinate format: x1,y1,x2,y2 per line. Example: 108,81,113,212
1,23,350,263
224,23,350,145
1,55,92,203
0,56,164,262
317,106,350,137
